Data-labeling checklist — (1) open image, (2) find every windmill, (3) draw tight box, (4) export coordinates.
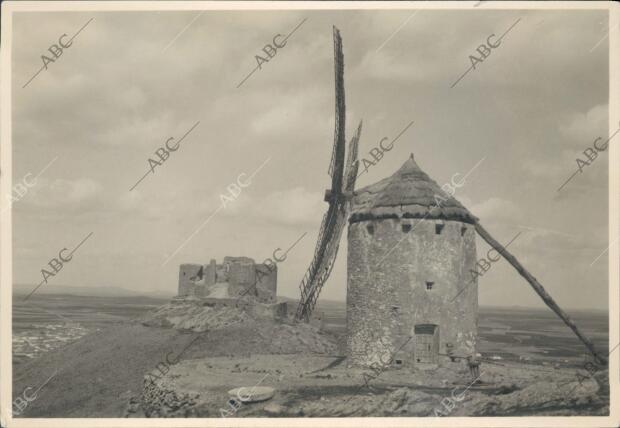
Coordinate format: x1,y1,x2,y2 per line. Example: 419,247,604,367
294,27,606,368
294,26,362,322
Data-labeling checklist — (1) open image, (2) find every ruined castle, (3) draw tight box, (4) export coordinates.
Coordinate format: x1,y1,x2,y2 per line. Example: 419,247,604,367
346,155,479,368
177,256,277,303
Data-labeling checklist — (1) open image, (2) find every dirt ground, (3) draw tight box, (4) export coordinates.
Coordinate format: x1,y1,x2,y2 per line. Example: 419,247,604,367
12,302,609,418
13,322,197,417
12,305,338,418
138,352,609,417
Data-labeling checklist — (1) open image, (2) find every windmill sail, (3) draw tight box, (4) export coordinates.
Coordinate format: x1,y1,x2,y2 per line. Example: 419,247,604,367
295,27,362,322
328,26,346,183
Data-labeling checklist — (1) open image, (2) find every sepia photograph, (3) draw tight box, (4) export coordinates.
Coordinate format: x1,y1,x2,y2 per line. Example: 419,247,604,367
1,1,619,427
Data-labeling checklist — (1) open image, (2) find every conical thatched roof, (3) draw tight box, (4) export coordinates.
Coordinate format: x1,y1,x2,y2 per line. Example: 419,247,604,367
349,154,478,224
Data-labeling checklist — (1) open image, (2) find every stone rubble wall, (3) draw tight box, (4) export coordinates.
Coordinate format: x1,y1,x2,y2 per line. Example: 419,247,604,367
141,377,199,417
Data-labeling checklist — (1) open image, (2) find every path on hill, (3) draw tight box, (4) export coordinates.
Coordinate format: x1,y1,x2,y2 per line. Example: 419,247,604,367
13,322,200,417
13,314,339,418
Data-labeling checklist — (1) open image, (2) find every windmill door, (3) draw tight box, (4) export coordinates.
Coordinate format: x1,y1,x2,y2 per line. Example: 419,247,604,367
414,324,439,364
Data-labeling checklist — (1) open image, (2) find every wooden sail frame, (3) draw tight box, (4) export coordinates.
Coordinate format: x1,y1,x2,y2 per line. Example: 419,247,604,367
295,27,362,322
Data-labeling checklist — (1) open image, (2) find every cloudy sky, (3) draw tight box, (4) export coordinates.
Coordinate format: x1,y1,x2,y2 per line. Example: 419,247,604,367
9,7,611,311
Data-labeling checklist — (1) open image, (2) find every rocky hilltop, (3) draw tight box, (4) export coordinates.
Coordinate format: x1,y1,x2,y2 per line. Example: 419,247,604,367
12,299,609,418
135,300,609,418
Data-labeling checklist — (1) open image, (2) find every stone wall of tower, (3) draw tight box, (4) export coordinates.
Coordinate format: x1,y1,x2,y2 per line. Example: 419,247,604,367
255,264,277,303
224,256,256,298
346,217,478,368
178,263,204,297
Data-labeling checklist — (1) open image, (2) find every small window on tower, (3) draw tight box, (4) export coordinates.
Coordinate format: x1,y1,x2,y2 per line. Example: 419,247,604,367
435,224,444,235
461,226,467,236
402,224,412,233
426,281,434,290
367,224,375,235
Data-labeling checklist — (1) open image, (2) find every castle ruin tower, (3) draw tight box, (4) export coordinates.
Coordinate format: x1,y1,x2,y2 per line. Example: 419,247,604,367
346,154,479,369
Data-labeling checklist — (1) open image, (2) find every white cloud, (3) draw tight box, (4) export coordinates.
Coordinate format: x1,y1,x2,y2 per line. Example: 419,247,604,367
358,50,428,82
259,187,326,225
117,189,175,220
249,89,331,140
23,177,103,210
559,104,608,145
469,197,520,224
219,186,325,226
